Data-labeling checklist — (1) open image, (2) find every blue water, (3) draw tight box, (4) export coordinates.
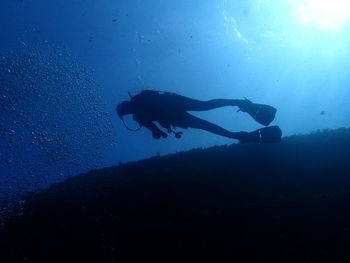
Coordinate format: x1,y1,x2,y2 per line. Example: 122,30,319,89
1,0,350,220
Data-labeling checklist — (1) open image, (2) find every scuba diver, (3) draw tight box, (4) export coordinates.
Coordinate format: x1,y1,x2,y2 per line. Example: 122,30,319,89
116,90,282,143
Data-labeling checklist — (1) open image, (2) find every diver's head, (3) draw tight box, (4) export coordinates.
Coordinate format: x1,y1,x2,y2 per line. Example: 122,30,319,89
116,101,133,118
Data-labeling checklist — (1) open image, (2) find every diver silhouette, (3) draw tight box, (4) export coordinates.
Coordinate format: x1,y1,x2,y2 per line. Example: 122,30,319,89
116,90,282,143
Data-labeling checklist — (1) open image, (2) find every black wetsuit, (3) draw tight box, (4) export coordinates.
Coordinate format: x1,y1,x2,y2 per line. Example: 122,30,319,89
127,90,281,142
130,90,192,133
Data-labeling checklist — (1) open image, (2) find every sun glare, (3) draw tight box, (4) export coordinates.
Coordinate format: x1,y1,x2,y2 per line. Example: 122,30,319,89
289,0,350,31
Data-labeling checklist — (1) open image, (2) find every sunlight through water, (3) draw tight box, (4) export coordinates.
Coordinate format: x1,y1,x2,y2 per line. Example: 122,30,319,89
289,0,350,31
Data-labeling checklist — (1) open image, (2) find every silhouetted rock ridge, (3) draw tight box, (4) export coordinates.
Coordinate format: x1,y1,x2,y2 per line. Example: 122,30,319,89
1,128,350,262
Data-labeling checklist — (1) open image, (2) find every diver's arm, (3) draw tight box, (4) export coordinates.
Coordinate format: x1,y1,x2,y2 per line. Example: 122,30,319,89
140,120,167,139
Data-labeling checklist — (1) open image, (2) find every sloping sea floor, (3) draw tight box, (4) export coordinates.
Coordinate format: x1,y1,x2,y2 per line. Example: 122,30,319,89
1,128,350,262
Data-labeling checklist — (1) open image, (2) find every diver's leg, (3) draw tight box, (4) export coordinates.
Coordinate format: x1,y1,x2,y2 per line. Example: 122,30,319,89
176,96,277,126
179,97,245,111
166,93,247,111
184,113,246,140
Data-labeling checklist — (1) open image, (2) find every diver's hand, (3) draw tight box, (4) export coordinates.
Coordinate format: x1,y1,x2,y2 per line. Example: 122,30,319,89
160,131,167,138
152,132,161,139
152,131,161,139
152,130,168,139
174,132,183,139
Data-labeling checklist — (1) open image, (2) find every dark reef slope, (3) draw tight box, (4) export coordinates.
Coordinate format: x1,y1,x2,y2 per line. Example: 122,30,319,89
1,129,350,263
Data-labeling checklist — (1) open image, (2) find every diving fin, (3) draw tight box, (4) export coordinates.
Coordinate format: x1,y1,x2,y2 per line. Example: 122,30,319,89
238,100,277,126
239,125,282,144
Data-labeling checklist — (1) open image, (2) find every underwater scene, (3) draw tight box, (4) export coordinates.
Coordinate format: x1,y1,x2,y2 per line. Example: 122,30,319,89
1,0,350,262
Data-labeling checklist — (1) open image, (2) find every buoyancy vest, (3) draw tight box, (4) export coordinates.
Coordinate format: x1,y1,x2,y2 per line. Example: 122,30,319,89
130,90,183,126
